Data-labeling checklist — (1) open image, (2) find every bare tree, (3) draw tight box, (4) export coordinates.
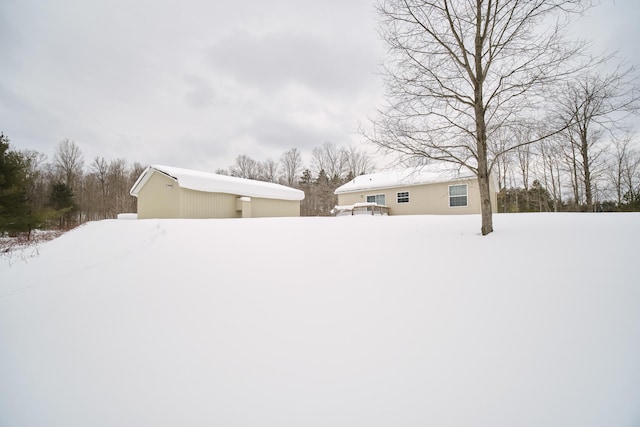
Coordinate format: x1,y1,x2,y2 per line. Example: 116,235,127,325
560,134,582,207
108,158,128,216
515,130,535,210
258,158,279,183
607,133,640,208
79,172,98,221
539,139,565,211
279,148,303,187
516,144,532,193
230,154,260,180
553,66,640,211
489,129,514,192
91,157,110,219
128,162,146,213
370,0,589,234
622,144,640,208
344,145,375,178
311,142,348,181
53,139,84,190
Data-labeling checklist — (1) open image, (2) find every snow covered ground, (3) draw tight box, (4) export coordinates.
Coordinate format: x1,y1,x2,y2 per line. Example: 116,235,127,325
1,213,639,426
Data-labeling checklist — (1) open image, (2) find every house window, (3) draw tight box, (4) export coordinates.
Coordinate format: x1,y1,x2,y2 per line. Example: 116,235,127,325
397,191,409,203
366,194,386,206
449,184,468,207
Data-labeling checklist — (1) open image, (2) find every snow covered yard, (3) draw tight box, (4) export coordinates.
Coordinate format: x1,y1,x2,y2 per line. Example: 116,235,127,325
1,213,639,426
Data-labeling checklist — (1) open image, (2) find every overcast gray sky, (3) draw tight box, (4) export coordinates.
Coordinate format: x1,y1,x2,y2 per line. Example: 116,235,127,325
1,0,638,172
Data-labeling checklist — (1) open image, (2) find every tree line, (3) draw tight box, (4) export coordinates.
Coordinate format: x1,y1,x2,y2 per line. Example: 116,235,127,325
494,127,640,213
487,61,640,214
0,135,376,237
1,134,145,237
215,142,375,216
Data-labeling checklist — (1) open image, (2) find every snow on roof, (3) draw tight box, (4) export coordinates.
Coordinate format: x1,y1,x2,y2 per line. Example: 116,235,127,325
334,165,475,194
130,165,305,201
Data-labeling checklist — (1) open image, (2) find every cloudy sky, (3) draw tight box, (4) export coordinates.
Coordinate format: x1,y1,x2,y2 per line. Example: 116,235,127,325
1,0,638,172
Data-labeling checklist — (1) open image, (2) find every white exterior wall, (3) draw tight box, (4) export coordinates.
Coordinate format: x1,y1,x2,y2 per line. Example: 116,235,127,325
135,169,301,219
337,177,497,215
250,198,301,218
179,188,239,218
136,171,180,219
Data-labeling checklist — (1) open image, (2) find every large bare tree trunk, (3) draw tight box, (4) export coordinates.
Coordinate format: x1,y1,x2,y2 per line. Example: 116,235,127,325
474,1,492,235
477,136,494,234
478,161,494,235
580,132,593,211
369,0,590,235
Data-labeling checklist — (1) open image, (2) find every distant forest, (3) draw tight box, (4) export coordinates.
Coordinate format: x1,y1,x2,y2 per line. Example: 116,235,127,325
0,135,377,235
1,130,640,236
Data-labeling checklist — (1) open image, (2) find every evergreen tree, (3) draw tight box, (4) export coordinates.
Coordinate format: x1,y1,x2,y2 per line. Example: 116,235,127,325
314,169,339,216
298,169,314,216
315,169,329,186
299,169,313,186
623,186,640,211
0,133,31,234
497,181,553,213
49,182,77,227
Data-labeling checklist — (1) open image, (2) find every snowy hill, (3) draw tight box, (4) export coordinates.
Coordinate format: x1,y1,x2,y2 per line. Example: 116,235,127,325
1,214,639,426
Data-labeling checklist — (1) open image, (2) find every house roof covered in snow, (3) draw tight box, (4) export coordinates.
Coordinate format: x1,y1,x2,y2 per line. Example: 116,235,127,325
335,165,475,194
130,165,305,201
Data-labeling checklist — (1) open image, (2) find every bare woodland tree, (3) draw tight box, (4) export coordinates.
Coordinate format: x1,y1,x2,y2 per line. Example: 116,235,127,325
280,148,304,186
108,158,129,216
344,145,375,178
553,65,640,211
608,133,640,207
539,139,565,211
127,162,146,213
91,157,110,219
81,157,138,220
311,142,348,181
219,143,374,215
54,139,84,190
489,128,513,191
370,0,590,234
230,154,260,179
258,158,279,183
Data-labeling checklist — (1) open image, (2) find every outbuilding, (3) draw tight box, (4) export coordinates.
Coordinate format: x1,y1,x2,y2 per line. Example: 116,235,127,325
334,165,497,216
130,165,304,219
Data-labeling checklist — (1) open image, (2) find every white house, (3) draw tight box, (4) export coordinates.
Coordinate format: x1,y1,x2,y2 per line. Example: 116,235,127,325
130,165,305,219
334,165,498,215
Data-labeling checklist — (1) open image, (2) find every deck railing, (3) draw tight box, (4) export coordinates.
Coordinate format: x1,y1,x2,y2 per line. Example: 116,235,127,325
332,203,390,216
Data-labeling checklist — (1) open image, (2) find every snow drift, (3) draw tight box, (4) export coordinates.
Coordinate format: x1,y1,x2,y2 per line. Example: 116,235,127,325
1,214,639,426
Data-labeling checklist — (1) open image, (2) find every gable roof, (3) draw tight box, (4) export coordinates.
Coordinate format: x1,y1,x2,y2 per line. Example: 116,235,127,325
130,165,305,201
335,165,475,195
